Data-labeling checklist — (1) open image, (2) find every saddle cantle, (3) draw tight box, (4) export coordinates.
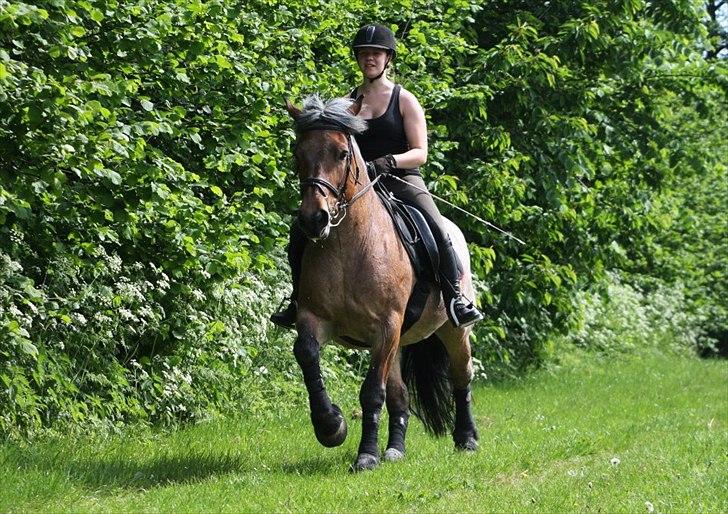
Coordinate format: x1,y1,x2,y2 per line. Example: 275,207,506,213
374,186,441,335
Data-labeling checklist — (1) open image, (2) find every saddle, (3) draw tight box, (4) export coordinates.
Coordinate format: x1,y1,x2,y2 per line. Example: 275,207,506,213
375,185,441,335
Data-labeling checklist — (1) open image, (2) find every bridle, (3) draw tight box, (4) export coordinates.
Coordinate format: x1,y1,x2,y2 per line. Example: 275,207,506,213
297,120,380,227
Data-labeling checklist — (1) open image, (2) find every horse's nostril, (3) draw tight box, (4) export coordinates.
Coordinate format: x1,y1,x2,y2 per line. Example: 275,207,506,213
298,209,331,239
315,209,329,226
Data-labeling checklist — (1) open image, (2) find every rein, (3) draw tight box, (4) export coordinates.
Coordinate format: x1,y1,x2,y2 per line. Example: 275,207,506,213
297,120,378,226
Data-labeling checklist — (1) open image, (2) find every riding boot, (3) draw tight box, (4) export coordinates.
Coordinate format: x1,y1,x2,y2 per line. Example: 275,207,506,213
439,236,484,328
270,222,306,329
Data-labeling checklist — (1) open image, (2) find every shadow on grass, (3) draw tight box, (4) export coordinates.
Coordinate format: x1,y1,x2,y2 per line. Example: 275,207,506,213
7,441,350,493
32,451,251,490
279,454,349,476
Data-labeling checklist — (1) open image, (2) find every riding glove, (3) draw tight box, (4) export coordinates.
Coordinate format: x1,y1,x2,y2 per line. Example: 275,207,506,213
366,154,397,179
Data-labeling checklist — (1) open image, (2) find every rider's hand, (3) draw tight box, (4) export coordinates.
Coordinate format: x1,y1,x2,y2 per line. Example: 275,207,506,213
367,154,397,179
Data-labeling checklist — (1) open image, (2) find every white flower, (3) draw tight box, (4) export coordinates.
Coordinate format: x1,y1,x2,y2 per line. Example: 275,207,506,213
610,457,621,466
645,501,654,513
72,312,87,326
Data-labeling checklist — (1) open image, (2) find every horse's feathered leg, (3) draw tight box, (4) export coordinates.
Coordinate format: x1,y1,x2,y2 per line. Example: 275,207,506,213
294,316,347,448
384,350,409,461
352,317,402,472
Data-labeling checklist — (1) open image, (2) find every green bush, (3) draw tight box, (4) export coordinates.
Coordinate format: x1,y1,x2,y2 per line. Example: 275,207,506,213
570,272,708,356
1,0,725,435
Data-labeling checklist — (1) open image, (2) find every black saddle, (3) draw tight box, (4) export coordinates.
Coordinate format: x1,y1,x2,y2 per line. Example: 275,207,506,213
375,185,441,335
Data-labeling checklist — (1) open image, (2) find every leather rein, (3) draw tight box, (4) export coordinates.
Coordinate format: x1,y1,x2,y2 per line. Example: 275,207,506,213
297,120,380,227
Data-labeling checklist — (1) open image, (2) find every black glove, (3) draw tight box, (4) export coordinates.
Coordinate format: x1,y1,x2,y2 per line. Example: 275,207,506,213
366,154,397,179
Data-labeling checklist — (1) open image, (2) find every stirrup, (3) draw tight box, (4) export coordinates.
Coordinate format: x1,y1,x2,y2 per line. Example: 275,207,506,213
270,300,297,329
448,297,484,328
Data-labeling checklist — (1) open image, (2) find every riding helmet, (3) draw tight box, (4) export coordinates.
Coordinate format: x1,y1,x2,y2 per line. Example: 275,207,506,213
351,24,397,59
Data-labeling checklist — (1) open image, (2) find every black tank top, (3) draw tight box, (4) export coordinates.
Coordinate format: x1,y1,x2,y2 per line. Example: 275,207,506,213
350,85,420,176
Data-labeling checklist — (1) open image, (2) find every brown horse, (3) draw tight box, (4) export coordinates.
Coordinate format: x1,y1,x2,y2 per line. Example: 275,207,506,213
285,95,479,471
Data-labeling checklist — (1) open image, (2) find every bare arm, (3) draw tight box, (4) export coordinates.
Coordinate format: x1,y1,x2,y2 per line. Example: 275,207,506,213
392,88,428,168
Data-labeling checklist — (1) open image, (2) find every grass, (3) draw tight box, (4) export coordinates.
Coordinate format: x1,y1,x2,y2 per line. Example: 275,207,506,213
1,351,726,512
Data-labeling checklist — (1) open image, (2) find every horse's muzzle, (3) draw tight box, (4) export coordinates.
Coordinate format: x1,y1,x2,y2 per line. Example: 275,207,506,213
298,209,331,240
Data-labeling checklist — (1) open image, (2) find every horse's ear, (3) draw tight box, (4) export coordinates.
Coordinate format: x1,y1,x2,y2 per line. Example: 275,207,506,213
349,95,364,116
285,98,302,118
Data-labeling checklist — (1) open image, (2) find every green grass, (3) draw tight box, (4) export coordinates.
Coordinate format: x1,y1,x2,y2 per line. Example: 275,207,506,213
1,351,726,512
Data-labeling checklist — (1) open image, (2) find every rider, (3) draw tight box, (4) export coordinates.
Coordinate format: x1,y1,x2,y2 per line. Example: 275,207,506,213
271,23,483,328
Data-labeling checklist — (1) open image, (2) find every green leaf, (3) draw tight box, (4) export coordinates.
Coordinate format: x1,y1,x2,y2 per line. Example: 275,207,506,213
89,8,104,23
70,26,86,37
20,341,38,358
107,171,122,185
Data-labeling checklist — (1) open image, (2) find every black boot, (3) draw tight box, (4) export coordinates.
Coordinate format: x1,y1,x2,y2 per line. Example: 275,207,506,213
440,236,483,328
270,221,306,329
270,300,297,329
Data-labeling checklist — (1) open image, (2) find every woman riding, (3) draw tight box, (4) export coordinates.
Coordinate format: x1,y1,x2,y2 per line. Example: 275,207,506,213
271,23,483,328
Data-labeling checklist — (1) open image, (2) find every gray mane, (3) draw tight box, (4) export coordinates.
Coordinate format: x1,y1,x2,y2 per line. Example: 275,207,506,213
295,95,368,135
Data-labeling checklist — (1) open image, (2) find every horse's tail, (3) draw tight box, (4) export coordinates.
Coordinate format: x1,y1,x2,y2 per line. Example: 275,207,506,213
401,334,453,437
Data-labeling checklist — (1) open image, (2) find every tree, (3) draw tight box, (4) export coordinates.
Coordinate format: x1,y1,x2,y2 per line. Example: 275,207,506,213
705,0,728,58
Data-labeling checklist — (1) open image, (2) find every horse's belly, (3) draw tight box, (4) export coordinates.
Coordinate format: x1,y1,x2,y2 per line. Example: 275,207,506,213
399,284,448,346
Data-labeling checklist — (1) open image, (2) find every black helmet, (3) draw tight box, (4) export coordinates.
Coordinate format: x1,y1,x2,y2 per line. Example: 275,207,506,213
352,24,396,59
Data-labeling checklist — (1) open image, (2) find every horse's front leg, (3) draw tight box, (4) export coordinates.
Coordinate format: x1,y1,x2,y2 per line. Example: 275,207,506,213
293,319,347,448
353,323,401,472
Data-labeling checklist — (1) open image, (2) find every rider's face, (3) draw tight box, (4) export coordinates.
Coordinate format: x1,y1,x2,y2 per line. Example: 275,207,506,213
356,47,389,78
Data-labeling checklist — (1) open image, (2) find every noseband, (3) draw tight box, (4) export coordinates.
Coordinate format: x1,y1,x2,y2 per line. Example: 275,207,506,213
297,119,380,226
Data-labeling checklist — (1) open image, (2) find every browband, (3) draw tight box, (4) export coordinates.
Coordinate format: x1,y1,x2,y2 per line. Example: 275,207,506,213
297,116,357,134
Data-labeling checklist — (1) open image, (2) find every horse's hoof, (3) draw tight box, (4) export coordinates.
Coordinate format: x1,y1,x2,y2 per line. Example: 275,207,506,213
454,436,479,452
350,453,380,472
454,426,479,452
312,404,348,448
383,448,405,462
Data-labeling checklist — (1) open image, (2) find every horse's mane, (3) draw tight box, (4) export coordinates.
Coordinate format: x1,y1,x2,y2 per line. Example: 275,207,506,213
295,95,368,135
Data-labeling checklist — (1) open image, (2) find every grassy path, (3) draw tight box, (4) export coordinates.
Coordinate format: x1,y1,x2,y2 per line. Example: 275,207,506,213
2,352,726,512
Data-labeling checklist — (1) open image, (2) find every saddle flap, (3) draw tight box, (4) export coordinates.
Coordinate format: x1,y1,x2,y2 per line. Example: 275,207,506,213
374,188,439,283
401,203,440,277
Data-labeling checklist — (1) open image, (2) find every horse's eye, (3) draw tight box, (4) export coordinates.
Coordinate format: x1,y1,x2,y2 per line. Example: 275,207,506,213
339,150,349,161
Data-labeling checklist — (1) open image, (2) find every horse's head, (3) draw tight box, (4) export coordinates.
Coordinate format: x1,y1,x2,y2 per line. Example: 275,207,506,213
286,95,366,240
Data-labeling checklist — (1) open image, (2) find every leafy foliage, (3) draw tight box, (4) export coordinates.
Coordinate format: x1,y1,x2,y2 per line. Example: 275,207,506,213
570,272,706,355
0,0,725,435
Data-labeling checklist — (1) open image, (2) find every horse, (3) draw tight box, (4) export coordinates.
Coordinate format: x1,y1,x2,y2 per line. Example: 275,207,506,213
284,94,479,472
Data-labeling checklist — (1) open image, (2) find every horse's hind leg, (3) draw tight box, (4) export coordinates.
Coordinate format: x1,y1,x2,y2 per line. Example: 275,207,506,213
436,324,479,451
294,313,347,448
384,350,409,462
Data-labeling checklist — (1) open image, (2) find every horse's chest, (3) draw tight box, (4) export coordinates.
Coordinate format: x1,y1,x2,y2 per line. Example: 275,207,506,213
299,237,411,318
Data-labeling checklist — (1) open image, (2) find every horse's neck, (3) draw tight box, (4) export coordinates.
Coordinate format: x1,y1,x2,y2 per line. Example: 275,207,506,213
332,181,389,248
332,140,391,245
